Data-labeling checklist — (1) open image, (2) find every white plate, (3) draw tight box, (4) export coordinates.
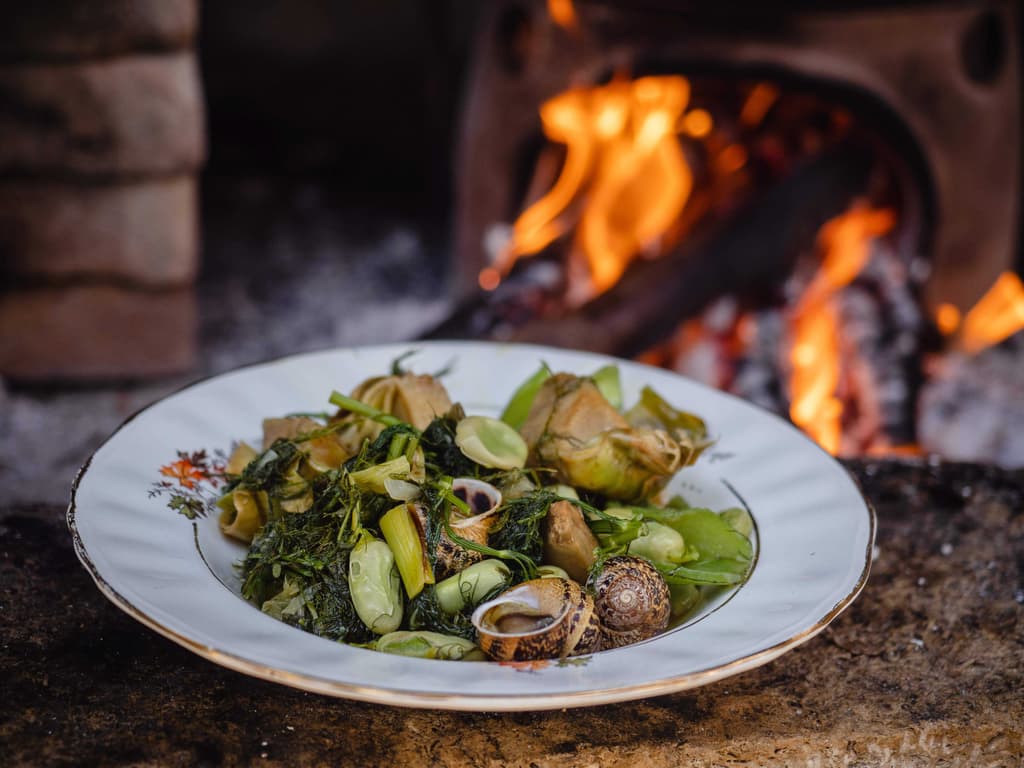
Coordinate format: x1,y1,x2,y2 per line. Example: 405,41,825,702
69,341,874,711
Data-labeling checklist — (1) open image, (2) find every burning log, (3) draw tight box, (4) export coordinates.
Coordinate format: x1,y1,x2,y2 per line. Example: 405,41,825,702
425,143,876,358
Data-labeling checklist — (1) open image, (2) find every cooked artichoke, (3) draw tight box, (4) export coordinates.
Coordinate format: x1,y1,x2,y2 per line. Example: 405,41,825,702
541,500,599,583
519,373,691,502
335,373,452,454
261,416,349,471
624,386,713,467
218,488,268,543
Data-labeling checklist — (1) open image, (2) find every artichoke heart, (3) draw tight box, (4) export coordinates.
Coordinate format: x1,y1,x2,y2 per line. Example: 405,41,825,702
261,416,349,471
520,373,692,502
335,373,453,453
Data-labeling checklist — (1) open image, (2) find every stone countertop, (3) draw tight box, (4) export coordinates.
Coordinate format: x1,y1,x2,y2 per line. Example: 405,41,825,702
2,458,1022,767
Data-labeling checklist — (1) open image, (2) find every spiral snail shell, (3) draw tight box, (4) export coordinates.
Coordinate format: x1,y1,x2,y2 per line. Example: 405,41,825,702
589,555,671,649
471,578,602,661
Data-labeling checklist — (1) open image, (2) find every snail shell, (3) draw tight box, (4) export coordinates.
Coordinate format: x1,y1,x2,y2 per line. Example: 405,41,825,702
471,578,601,661
589,556,671,649
415,478,501,579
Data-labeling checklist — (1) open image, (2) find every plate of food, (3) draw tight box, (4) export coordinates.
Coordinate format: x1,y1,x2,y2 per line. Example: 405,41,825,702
69,341,873,710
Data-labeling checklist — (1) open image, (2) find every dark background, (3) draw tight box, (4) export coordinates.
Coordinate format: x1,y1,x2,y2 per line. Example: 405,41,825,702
200,1,484,219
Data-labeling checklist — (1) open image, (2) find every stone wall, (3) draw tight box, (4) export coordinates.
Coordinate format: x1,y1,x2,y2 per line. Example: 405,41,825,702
0,0,204,380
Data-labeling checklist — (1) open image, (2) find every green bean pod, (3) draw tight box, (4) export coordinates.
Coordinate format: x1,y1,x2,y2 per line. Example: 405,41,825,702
349,531,403,634
435,559,512,614
376,631,486,660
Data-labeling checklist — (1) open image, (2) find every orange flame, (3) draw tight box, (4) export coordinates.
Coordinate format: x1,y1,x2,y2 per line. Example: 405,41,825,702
547,0,578,31
788,204,895,454
489,76,697,303
739,83,780,127
945,271,1024,355
935,302,962,336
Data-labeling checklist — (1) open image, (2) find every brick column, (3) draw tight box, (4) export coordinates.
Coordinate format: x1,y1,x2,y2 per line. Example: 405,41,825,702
0,1,204,381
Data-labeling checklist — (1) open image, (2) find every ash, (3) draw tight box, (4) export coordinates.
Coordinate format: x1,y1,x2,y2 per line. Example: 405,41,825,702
919,337,1024,468
0,183,452,507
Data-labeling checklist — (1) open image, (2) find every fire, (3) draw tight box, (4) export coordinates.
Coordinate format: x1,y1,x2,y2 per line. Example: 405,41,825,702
788,204,895,454
942,271,1024,355
489,76,703,303
547,0,578,31
935,303,962,336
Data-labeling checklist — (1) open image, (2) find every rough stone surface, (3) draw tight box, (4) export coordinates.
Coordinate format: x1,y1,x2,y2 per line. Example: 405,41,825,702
1,459,1021,766
0,0,198,64
0,176,198,284
0,53,205,177
0,284,197,380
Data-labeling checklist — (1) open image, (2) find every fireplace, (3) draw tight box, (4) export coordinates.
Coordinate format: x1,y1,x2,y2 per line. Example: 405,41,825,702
426,0,1023,465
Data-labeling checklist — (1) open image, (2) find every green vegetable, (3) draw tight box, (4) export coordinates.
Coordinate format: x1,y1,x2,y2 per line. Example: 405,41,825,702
586,505,646,553
329,391,406,429
350,456,411,495
658,559,748,586
380,503,434,599
435,559,511,614
420,415,480,477
406,586,477,641
537,564,570,579
487,490,558,571
375,631,485,660
590,364,623,410
668,583,701,618
455,416,528,470
550,427,687,503
638,507,753,562
720,507,754,537
548,484,578,500
261,577,307,621
348,530,403,634
624,385,713,469
500,364,551,429
627,520,688,564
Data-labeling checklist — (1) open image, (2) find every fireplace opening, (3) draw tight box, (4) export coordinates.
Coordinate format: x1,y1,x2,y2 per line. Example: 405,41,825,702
429,0,1023,465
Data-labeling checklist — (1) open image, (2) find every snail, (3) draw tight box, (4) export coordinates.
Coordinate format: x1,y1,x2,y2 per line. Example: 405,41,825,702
589,556,671,649
471,578,602,661
413,478,502,580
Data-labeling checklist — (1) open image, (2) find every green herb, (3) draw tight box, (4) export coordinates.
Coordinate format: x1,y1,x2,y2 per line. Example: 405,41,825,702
421,416,481,478
488,490,556,565
406,586,478,642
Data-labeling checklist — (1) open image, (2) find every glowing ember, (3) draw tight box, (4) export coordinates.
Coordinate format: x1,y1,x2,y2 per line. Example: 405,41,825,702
547,0,578,31
739,83,780,127
681,108,713,138
950,272,1024,356
935,303,962,335
490,76,702,304
788,204,895,454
